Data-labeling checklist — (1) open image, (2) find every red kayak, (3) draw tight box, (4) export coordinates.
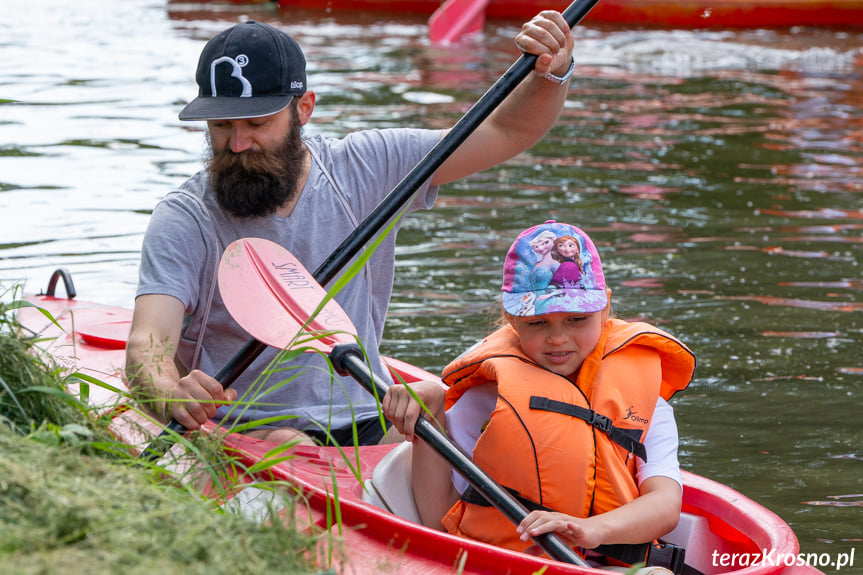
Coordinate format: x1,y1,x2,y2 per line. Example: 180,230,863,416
175,0,863,29
19,270,822,575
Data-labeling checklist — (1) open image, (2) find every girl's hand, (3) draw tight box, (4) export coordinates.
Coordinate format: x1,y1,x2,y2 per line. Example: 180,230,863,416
516,510,604,550
381,380,446,442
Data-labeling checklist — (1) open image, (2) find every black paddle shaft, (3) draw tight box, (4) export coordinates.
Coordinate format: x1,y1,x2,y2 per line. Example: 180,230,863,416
328,343,589,567
139,0,601,462
314,0,601,287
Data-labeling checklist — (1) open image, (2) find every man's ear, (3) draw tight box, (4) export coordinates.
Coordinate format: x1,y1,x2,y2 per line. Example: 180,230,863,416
296,91,316,125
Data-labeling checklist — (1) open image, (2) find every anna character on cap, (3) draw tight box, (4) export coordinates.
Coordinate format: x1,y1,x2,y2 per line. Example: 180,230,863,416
382,222,696,569
550,234,585,289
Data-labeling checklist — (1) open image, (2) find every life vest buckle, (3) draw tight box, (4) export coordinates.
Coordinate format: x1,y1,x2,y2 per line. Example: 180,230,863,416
589,412,613,433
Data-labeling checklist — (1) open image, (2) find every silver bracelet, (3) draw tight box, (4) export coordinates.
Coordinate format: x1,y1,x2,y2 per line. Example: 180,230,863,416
542,58,575,85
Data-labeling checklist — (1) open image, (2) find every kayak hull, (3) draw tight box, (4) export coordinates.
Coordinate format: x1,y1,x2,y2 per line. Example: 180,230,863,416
18,289,820,575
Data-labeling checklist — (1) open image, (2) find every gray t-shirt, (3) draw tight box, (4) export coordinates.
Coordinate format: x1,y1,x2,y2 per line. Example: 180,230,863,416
136,128,442,433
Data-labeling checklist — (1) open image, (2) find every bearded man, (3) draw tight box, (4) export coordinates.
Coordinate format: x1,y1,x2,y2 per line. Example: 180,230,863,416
127,15,576,447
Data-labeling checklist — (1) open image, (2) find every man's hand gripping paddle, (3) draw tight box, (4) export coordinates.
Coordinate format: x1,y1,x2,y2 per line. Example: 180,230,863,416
217,237,590,567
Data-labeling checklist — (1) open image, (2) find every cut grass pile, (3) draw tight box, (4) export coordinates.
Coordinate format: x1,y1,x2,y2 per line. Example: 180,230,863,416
0,295,322,575
0,427,317,575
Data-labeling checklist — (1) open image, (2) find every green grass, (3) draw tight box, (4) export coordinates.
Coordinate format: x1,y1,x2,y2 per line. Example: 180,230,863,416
0,427,318,575
0,294,324,575
0,303,96,438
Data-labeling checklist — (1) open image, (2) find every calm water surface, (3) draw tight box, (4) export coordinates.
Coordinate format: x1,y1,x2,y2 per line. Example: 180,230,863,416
2,0,862,565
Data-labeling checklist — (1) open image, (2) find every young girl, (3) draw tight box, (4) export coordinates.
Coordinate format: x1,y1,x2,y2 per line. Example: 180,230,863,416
382,220,695,569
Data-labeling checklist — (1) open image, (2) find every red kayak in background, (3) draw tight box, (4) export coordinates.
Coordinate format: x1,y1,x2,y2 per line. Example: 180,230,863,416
173,0,863,29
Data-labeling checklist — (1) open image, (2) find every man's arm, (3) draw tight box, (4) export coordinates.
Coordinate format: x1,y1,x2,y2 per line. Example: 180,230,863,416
432,10,575,186
125,293,235,429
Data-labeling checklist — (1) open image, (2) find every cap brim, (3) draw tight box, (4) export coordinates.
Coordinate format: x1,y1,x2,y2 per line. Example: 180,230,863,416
178,95,295,121
502,287,608,317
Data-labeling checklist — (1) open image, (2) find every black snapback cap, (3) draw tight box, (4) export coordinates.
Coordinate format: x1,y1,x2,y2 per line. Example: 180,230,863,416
179,20,306,121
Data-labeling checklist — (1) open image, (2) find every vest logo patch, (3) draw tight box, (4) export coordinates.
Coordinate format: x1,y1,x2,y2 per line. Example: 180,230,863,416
623,406,649,425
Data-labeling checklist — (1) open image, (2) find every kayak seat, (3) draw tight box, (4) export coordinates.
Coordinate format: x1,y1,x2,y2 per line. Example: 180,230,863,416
660,510,724,574
361,441,423,524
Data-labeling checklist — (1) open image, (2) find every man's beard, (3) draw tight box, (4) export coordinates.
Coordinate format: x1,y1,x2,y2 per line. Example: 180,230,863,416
206,114,307,218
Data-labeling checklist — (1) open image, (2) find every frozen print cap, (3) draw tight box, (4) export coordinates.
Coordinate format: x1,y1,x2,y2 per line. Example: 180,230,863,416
501,220,607,317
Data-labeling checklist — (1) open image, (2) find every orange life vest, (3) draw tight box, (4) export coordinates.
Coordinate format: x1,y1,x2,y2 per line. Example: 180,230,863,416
440,318,695,552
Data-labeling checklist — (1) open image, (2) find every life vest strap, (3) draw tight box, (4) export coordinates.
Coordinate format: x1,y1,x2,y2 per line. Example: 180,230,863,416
595,542,697,575
461,484,551,512
529,396,648,461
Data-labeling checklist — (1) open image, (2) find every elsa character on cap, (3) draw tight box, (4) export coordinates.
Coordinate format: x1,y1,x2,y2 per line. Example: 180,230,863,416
383,221,696,571
527,229,559,290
